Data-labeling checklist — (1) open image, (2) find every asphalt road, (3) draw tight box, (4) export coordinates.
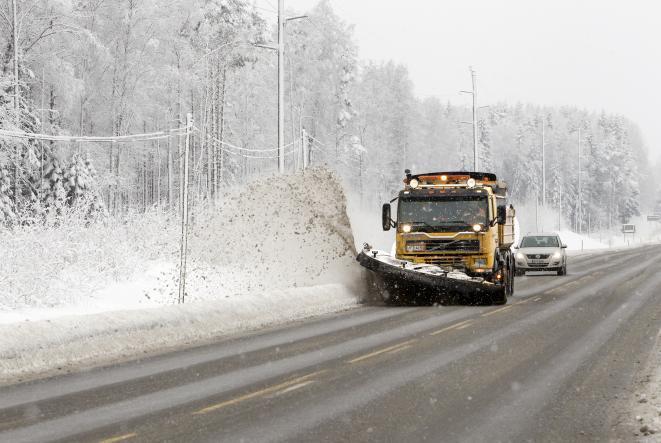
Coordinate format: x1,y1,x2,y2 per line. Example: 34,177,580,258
1,246,660,442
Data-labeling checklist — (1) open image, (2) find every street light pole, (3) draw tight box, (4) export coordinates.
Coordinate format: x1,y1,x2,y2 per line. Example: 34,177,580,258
577,126,582,233
12,0,19,203
541,118,546,207
470,67,478,172
460,67,480,172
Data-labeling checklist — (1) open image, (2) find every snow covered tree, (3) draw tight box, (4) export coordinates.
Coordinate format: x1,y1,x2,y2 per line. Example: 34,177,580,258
41,155,67,216
478,119,494,172
0,165,15,225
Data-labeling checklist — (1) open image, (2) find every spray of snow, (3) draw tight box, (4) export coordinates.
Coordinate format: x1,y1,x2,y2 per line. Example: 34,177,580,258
0,168,363,381
0,167,359,321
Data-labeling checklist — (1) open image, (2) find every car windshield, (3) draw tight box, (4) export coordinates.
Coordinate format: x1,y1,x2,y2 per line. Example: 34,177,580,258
520,236,560,248
398,196,489,231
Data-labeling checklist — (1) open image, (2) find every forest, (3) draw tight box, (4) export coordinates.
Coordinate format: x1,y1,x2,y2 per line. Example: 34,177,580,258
0,0,653,232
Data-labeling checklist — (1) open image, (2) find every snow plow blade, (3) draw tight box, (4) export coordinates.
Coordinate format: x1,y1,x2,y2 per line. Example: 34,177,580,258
357,248,503,305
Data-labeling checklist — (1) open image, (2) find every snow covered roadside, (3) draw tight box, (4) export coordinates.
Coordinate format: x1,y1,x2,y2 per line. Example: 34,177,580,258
0,168,364,384
0,284,357,384
631,329,661,439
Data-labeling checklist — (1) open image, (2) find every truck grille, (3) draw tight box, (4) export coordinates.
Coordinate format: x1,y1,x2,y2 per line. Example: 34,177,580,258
419,256,467,267
410,239,480,253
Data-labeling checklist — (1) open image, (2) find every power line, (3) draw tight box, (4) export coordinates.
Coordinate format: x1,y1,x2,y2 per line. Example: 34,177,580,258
0,127,188,144
201,132,296,159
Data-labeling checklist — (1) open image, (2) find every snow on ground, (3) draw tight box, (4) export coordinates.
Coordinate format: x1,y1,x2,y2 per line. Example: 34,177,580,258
0,284,356,384
0,168,363,383
631,329,661,439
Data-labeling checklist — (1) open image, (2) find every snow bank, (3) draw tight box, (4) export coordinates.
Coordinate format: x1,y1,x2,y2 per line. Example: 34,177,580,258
557,230,608,251
0,284,356,384
0,168,362,382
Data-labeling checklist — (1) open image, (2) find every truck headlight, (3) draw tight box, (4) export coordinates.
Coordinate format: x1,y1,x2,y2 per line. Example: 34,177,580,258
472,224,482,232
402,224,412,233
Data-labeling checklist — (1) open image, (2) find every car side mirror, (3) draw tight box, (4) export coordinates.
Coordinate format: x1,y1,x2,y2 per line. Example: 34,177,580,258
561,244,567,249
382,203,392,231
497,205,507,225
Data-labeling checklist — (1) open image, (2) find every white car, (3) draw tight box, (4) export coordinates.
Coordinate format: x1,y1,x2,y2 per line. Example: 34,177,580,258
514,233,567,276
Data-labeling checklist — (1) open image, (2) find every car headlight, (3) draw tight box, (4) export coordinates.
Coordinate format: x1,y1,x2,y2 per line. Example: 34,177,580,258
516,252,525,261
552,251,562,260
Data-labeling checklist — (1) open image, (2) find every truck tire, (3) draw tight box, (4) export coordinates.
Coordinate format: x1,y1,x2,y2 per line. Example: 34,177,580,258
508,253,516,295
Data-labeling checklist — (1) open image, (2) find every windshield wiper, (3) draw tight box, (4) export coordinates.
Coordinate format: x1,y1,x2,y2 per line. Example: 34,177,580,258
441,220,471,225
406,221,437,229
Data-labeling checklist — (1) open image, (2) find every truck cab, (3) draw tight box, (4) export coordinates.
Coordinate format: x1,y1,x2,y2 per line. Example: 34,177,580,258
382,171,515,293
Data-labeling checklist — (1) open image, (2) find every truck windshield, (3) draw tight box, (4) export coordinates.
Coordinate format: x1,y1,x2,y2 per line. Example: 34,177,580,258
398,196,489,231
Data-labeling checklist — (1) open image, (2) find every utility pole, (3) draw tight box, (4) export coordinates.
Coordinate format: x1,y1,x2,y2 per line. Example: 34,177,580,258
301,128,309,170
277,0,285,174
460,67,479,172
178,113,193,304
12,0,19,204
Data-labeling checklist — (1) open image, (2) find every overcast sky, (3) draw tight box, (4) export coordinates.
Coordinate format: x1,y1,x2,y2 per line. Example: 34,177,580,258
267,0,661,161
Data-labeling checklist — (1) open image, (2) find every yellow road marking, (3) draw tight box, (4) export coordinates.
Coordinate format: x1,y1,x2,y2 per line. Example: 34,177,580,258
271,380,316,397
347,340,417,364
192,370,326,415
0,418,26,430
387,344,413,353
515,298,531,305
455,322,473,330
481,305,513,317
429,319,473,336
533,297,542,301
99,433,137,443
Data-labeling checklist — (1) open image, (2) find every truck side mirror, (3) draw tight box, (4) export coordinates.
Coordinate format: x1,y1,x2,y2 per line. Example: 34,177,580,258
382,203,392,231
497,205,507,225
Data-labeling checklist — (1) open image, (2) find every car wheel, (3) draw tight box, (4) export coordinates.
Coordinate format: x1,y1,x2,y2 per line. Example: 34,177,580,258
515,269,525,277
557,263,567,276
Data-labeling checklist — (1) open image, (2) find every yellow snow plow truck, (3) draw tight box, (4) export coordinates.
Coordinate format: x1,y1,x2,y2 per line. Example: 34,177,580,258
358,171,516,305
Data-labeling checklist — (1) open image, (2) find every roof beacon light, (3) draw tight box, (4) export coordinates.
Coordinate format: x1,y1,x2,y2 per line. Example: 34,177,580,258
409,178,419,189
440,175,448,181
467,178,476,188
